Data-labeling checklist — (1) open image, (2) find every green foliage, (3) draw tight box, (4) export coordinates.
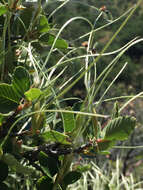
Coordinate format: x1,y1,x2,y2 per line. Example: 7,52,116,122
25,88,43,101
103,116,136,141
38,15,50,33
96,139,115,152
41,130,71,145
0,4,8,16
39,33,68,49
0,84,19,114
63,107,76,133
2,154,35,175
75,164,91,173
0,0,142,189
0,66,30,113
38,151,60,177
13,5,36,36
0,182,10,190
63,171,82,186
36,176,53,190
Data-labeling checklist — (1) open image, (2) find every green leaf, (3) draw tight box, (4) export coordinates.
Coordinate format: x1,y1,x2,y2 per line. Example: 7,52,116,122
13,6,35,36
0,115,4,126
0,161,8,182
63,171,82,185
99,151,111,155
39,33,68,49
0,67,30,114
36,176,53,190
2,154,35,175
76,164,91,173
0,84,19,114
25,88,43,101
12,66,31,97
38,15,50,33
38,151,60,177
103,116,136,141
41,130,71,145
63,107,76,133
0,4,8,16
95,139,115,152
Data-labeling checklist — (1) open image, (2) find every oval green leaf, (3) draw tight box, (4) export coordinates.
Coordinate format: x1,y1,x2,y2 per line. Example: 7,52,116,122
41,130,71,145
0,4,8,16
12,66,31,97
39,33,68,49
38,15,50,33
0,84,19,114
63,107,76,133
25,88,43,101
103,116,136,141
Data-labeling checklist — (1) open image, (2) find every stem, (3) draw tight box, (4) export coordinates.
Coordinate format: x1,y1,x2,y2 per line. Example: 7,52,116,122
57,0,142,100
0,12,8,81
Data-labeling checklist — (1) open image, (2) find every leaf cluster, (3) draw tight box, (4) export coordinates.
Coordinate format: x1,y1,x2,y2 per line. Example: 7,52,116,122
0,0,141,190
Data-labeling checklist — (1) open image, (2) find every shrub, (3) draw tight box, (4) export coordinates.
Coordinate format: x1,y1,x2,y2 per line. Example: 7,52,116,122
0,0,142,189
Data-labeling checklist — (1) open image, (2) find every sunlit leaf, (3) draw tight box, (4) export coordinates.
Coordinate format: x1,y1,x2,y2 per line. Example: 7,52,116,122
63,107,76,133
41,130,71,144
39,33,68,49
99,151,110,155
0,115,4,126
75,164,91,173
0,4,8,16
25,88,43,101
38,15,50,33
0,84,19,114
